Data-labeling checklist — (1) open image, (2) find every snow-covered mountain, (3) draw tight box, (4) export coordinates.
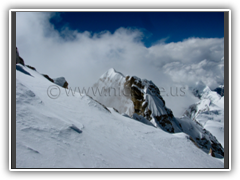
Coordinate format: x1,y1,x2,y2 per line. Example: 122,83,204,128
191,81,223,103
92,69,224,158
15,50,224,168
92,68,177,132
184,81,224,148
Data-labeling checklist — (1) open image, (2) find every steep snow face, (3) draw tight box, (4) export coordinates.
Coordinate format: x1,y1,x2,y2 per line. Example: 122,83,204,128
16,65,224,168
92,69,178,132
92,68,134,116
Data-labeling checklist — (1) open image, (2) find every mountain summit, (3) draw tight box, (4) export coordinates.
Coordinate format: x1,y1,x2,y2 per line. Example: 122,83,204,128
93,68,179,132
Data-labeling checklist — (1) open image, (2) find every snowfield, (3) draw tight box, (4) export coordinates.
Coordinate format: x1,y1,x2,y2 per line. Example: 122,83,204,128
16,65,224,168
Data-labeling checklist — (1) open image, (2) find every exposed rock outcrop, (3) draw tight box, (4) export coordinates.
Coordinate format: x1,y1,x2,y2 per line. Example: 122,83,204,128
53,77,68,89
195,129,224,158
26,65,36,71
183,81,224,153
213,85,224,97
16,47,25,66
124,75,176,133
42,74,54,83
177,117,224,158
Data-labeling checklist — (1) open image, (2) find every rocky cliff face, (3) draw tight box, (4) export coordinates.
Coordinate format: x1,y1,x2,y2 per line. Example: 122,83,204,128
16,47,25,66
213,85,224,97
92,68,179,133
123,75,178,133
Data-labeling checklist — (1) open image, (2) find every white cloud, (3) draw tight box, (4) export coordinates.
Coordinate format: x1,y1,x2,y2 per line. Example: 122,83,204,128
162,58,224,89
148,37,224,89
16,12,164,87
16,12,224,116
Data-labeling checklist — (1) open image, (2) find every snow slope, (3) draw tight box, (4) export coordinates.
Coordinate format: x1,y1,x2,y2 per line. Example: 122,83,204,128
92,68,178,130
91,68,134,115
16,65,224,168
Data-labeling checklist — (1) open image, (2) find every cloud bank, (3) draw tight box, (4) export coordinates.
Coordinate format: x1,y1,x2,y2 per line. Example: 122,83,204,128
149,38,224,88
16,12,224,116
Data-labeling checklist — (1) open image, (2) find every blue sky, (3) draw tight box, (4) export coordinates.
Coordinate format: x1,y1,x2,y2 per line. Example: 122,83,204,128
49,12,224,47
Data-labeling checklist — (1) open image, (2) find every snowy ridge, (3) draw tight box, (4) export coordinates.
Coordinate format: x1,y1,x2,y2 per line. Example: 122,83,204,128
93,70,173,129
16,64,224,168
92,68,134,115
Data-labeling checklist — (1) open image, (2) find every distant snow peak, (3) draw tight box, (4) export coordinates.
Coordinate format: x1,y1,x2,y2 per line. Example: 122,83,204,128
191,81,222,102
100,68,125,79
191,80,208,99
